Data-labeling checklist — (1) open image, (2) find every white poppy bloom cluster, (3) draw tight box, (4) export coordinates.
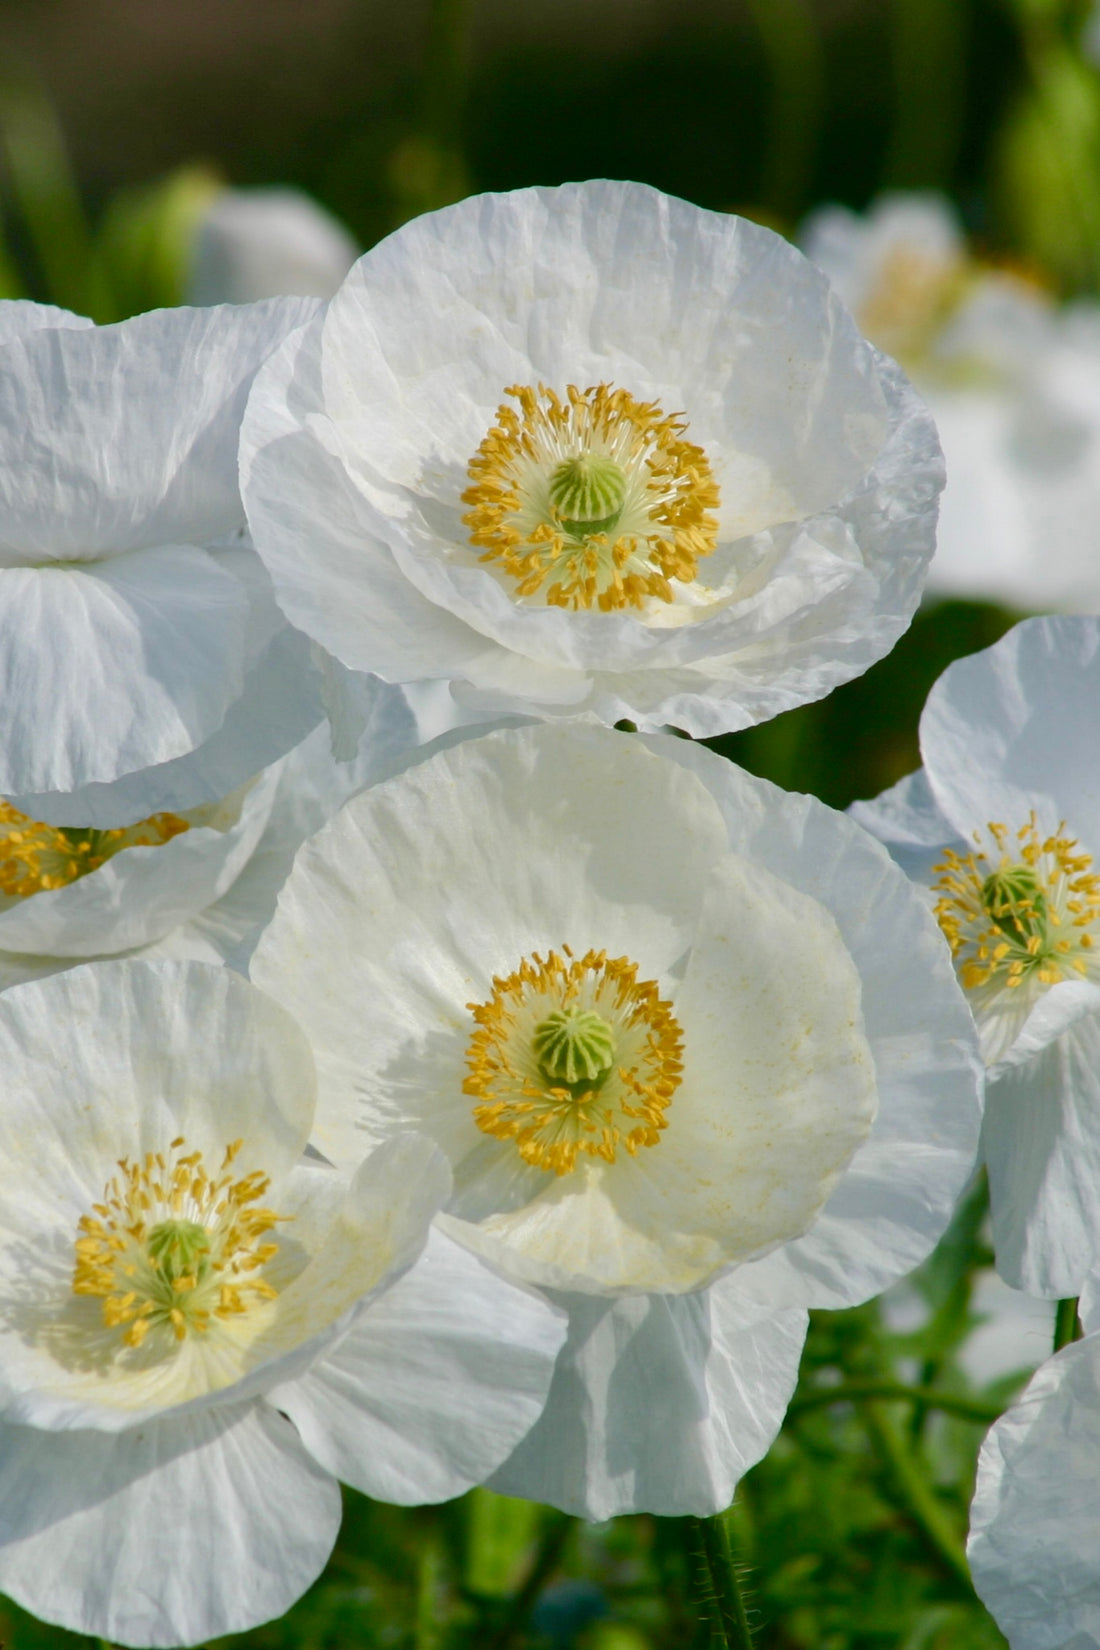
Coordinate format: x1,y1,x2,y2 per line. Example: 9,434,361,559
0,177,1009,1646
802,192,1100,612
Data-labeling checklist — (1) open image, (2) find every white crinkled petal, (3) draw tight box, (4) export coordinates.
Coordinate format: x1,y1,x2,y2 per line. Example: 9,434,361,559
239,316,501,684
242,181,942,736
0,1403,340,1648
983,1012,1100,1297
446,850,876,1294
156,679,423,974
489,1280,808,1519
0,300,92,345
643,735,982,1310
0,297,319,560
969,1335,1100,1650
920,614,1100,848
0,764,279,959
848,766,965,890
0,549,251,794
273,1227,566,1503
250,725,731,1172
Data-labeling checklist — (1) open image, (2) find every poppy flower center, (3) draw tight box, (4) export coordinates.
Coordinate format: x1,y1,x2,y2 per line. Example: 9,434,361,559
461,382,720,612
72,1137,285,1350
933,815,1100,1001
464,945,683,1174
0,800,189,899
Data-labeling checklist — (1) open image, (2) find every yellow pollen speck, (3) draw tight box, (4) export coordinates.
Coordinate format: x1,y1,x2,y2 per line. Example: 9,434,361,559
72,1137,286,1350
461,382,720,612
464,946,684,1174
933,814,1100,1008
0,801,189,899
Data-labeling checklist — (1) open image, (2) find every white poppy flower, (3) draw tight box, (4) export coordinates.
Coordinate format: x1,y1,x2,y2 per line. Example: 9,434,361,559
240,180,943,738
187,186,360,305
852,613,1100,1297
0,296,326,806
803,192,1100,612
0,673,424,991
0,959,566,1647
250,724,981,1514
967,1277,1100,1649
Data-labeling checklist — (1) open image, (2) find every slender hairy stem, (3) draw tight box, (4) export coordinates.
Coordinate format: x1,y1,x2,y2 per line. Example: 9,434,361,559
860,1400,972,1592
1054,1296,1082,1353
788,1381,1003,1426
686,1513,756,1650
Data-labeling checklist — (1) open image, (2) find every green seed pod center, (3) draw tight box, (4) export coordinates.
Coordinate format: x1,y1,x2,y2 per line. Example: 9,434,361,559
980,864,1049,951
533,1006,617,1092
549,453,627,539
147,1219,212,1287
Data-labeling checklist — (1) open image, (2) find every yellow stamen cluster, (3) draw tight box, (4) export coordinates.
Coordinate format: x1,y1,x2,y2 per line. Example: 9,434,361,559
72,1137,284,1350
0,801,189,899
934,815,1100,998
464,945,684,1175
462,382,720,612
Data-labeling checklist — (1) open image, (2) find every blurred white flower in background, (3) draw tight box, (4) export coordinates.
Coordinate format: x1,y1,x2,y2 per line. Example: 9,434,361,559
187,187,360,305
241,180,943,738
251,722,981,1518
803,192,1100,612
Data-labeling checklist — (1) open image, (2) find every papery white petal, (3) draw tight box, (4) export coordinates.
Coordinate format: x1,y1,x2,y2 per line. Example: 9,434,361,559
645,736,982,1310
274,1227,566,1503
0,550,250,794
920,614,1100,848
0,1403,340,1648
251,725,731,1171
489,1281,807,1519
983,1013,1100,1297
168,679,422,973
448,849,875,1294
0,300,92,345
969,1335,1100,1650
0,298,319,560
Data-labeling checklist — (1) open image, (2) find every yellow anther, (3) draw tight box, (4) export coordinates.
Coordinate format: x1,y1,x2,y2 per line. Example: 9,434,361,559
464,947,683,1175
0,800,189,900
933,813,1100,1009
462,382,720,612
72,1137,287,1353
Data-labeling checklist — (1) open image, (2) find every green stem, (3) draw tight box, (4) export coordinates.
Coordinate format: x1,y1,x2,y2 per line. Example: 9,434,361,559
788,1381,1003,1426
1054,1296,1082,1352
686,1513,756,1650
859,1399,972,1592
